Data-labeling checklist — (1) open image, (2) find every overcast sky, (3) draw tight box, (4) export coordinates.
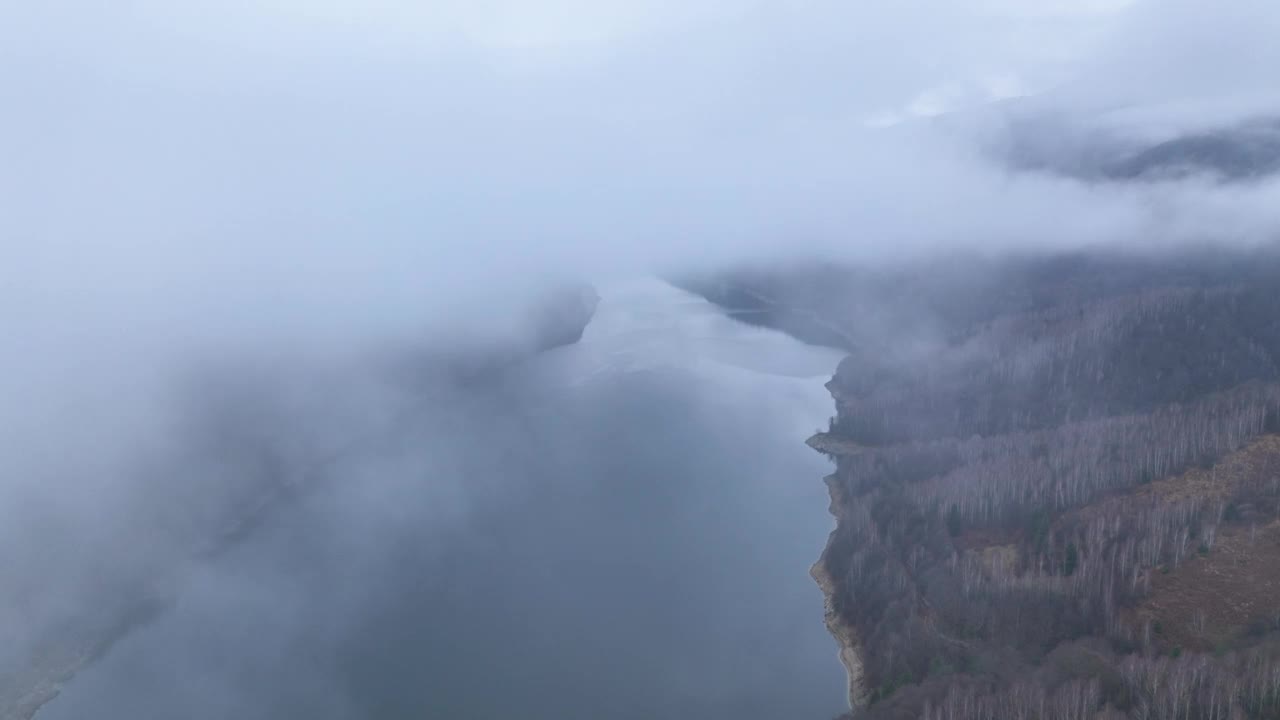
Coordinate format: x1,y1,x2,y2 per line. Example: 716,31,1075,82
5,0,1277,305
4,1,1277,311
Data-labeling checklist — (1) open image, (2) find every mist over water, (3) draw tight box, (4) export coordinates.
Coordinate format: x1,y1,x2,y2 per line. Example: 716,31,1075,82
9,2,1280,718
36,280,847,720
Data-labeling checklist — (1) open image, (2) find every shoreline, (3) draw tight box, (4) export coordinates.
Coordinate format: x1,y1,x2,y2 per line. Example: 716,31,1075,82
810,472,866,713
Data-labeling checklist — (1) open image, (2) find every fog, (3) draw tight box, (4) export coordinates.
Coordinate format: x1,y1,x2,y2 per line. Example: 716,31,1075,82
3,0,1280,717
33,281,849,719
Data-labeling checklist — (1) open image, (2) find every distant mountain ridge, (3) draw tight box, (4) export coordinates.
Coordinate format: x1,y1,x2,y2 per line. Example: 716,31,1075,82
991,112,1280,183
1106,117,1280,181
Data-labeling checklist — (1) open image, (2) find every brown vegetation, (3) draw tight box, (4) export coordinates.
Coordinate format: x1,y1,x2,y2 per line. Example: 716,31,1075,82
801,253,1280,719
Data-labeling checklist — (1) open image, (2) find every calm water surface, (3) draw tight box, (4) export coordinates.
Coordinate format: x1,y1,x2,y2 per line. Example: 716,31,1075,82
39,279,846,720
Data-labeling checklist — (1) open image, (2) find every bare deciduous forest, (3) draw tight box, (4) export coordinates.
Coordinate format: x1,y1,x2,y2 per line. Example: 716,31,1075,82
709,251,1280,719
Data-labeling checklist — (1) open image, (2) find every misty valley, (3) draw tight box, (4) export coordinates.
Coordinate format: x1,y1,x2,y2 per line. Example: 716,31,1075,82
7,2,1280,719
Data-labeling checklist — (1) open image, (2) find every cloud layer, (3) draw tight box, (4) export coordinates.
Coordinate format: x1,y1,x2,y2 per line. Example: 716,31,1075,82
3,0,1280,693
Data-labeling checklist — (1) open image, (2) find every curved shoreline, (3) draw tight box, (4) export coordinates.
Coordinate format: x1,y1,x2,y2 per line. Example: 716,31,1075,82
810,472,866,713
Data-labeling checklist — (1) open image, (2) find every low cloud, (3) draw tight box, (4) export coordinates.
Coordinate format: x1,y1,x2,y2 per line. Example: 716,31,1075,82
2,0,1280,701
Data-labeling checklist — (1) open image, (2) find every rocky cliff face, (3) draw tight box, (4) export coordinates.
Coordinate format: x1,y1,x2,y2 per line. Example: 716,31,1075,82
701,252,1280,719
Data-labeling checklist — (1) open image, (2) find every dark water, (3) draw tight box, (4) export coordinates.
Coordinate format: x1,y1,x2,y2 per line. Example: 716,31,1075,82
39,281,846,720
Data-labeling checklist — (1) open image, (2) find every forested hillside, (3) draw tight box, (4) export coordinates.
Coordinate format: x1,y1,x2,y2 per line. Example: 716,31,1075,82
701,250,1280,719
